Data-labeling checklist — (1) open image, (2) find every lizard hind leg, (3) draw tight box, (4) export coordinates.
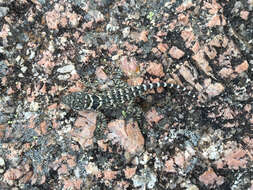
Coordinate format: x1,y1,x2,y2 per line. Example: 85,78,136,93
123,103,144,125
111,78,129,89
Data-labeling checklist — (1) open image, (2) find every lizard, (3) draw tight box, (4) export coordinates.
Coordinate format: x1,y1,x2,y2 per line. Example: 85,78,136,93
61,81,197,112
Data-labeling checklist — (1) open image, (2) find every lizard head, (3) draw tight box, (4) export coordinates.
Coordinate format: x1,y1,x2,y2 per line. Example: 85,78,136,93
61,92,90,111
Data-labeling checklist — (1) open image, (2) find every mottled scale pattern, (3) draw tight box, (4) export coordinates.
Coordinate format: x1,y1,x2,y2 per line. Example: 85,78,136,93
61,82,196,111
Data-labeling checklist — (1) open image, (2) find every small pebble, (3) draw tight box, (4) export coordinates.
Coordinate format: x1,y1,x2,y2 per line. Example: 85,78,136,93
0,7,9,18
57,65,75,73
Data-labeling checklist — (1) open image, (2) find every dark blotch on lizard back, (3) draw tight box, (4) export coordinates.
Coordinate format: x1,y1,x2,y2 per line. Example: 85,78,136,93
90,95,102,110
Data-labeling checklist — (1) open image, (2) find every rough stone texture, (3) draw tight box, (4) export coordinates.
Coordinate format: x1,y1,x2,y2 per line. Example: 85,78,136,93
0,0,252,189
